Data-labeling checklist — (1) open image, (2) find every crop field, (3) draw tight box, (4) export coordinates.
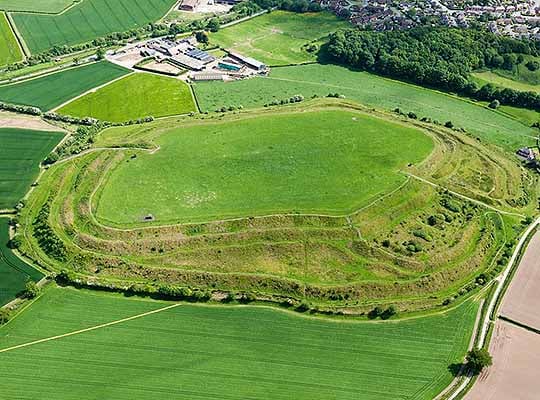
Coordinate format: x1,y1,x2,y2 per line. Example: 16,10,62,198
0,218,43,306
193,64,537,151
0,12,22,66
0,0,75,13
18,101,531,310
210,11,349,66
12,0,177,54
0,127,64,209
0,287,479,399
59,72,196,123
0,61,129,111
95,109,433,224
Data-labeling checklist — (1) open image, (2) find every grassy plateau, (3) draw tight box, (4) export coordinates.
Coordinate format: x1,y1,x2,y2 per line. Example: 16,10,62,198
0,61,129,111
0,218,43,306
0,127,64,209
194,63,537,151
19,101,531,311
95,109,433,224
0,12,22,66
0,287,479,400
12,0,177,54
210,11,349,66
59,72,197,123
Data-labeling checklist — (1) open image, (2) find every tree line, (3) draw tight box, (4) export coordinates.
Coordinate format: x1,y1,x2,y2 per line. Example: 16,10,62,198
327,27,540,112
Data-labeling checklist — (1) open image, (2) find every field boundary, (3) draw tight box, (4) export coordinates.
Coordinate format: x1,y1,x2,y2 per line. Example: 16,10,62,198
4,11,28,58
0,302,182,354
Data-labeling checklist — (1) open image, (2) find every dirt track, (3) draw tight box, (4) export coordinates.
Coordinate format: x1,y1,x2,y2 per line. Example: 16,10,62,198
500,231,540,330
0,112,64,132
465,320,540,399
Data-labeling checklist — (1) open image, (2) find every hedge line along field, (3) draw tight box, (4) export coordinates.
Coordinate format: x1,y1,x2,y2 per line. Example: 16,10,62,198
0,287,479,399
59,73,197,123
0,218,43,306
0,0,75,13
0,12,22,66
210,11,350,66
12,0,177,54
95,109,433,224
0,61,129,111
0,127,64,209
194,63,536,151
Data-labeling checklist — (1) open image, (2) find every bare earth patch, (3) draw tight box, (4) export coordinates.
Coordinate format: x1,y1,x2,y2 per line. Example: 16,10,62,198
465,320,540,400
500,231,540,330
0,111,64,132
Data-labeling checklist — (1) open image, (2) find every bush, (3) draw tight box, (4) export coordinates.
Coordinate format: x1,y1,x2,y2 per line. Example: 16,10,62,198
0,308,10,325
466,348,492,374
488,99,500,109
7,235,22,249
526,60,540,71
380,305,397,320
23,280,41,299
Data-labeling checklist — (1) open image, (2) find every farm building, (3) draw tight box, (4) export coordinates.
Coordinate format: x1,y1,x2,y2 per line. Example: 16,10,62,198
228,51,267,72
192,72,224,81
169,53,205,70
180,0,200,11
517,147,536,161
218,61,242,71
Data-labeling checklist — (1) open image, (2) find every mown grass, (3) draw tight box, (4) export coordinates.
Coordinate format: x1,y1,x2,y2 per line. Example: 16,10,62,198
12,0,177,54
0,287,479,400
0,12,22,66
0,61,129,111
210,11,349,66
0,127,64,209
59,72,196,123
0,218,43,306
194,63,536,151
95,109,433,224
0,0,74,13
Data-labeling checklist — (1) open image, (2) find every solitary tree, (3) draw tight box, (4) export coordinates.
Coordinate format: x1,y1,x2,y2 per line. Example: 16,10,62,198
466,348,492,374
195,31,209,45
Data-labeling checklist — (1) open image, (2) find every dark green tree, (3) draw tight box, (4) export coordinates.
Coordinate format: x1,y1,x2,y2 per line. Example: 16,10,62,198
466,348,493,374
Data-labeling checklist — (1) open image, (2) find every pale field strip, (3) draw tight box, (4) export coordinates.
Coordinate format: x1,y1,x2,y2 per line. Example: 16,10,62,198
0,303,181,354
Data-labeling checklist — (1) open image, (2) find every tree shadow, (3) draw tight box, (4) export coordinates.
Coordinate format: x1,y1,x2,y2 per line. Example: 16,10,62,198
448,362,465,377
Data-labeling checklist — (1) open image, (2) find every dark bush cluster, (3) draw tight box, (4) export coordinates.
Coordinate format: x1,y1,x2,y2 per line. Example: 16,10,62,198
32,203,67,261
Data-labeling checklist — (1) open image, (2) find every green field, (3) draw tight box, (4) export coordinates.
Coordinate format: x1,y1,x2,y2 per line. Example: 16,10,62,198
12,0,177,54
0,0,75,13
194,64,537,151
95,109,433,224
0,61,129,111
210,11,349,66
59,72,196,122
0,12,22,66
0,287,478,399
0,127,64,209
472,71,540,92
0,218,43,306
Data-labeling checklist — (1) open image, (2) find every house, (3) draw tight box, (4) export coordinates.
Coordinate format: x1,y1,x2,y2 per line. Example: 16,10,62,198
218,61,242,71
169,53,205,70
191,72,224,81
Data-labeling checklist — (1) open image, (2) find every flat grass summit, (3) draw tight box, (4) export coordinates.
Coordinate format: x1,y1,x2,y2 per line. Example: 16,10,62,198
95,109,433,224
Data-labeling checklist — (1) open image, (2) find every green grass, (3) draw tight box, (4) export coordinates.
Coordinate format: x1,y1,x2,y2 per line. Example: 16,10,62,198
95,109,433,224
193,63,537,151
0,218,43,306
12,0,177,54
210,11,349,66
58,72,197,122
0,0,75,13
0,12,22,66
0,287,479,399
472,71,540,92
0,127,64,209
0,61,129,111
